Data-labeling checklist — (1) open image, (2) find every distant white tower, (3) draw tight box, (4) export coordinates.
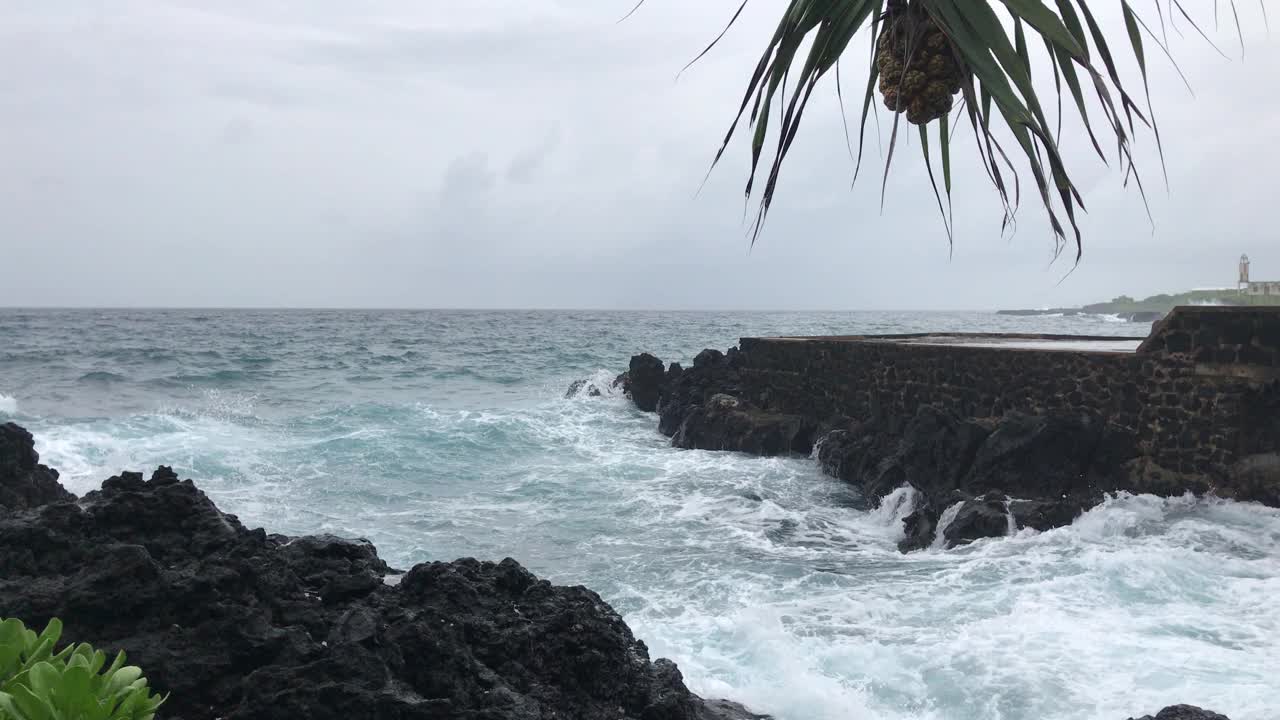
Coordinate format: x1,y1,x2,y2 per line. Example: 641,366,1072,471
1240,254,1251,292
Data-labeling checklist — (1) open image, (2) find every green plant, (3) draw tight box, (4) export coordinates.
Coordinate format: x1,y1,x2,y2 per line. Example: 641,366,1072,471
0,618,165,720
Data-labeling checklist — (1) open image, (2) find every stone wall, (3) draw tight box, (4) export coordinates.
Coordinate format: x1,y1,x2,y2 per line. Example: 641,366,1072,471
1139,306,1280,369
734,307,1280,482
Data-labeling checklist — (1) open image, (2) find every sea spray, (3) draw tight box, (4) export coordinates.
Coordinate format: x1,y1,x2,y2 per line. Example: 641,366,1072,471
868,483,920,536
931,501,964,549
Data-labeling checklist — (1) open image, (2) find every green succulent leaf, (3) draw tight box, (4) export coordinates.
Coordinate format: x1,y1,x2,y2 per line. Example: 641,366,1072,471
0,618,165,720
25,663,57,698
5,684,54,720
105,667,144,697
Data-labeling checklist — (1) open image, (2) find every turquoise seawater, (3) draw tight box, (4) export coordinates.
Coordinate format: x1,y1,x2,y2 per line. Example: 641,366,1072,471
1,309,1277,720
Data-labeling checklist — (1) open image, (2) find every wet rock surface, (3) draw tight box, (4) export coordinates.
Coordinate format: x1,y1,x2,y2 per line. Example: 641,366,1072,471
626,353,667,412
658,351,745,438
898,504,938,553
806,408,1135,550
565,378,606,398
0,425,764,720
1129,706,1231,720
671,394,812,457
941,493,1012,548
0,421,75,510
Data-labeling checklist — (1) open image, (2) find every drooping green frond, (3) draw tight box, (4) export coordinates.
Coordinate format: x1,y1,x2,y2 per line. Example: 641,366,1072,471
636,0,1257,261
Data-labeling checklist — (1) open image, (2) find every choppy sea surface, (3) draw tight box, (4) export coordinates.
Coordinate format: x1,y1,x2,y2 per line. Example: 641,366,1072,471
1,309,1276,720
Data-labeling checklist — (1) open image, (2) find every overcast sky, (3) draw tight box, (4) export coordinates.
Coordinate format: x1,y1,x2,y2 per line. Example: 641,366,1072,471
1,1,1277,310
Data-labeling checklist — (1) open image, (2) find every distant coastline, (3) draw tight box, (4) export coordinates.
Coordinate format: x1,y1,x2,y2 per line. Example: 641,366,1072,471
1000,288,1280,321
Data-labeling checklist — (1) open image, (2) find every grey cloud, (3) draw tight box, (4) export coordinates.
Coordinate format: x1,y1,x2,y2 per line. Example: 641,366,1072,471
439,152,497,210
507,127,563,184
0,1,1277,310
217,117,256,146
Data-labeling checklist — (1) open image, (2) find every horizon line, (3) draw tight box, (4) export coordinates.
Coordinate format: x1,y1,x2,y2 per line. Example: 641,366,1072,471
0,305,1006,314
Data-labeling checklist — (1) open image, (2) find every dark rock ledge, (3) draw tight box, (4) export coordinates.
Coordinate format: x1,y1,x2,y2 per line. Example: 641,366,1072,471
0,422,762,720
596,348,1277,555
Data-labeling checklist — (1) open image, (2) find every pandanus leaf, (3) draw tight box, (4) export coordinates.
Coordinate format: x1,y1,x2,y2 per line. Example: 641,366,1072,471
628,0,1255,261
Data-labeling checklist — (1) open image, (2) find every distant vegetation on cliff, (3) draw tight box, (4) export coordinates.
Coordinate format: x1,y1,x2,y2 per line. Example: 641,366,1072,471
1001,290,1280,319
1083,291,1280,314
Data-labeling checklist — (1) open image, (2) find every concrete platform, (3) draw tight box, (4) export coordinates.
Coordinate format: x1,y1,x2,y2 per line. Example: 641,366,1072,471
765,332,1147,354
884,336,1143,353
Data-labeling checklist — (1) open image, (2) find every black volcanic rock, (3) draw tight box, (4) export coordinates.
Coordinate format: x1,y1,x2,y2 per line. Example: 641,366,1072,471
692,349,724,369
963,412,1104,500
1129,706,1230,720
816,424,900,504
566,378,606,398
672,394,812,457
0,427,763,720
942,493,1011,547
898,504,937,553
627,353,667,412
815,409,990,508
0,421,75,510
657,351,744,438
897,492,1013,552
1006,498,1083,531
666,361,685,385
815,428,860,481
869,408,991,505
811,409,1142,549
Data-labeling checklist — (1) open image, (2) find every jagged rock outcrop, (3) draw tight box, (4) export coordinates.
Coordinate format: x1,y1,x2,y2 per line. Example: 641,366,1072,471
964,411,1131,501
899,504,938,553
626,353,667,412
819,409,1142,550
671,394,811,456
1129,706,1230,720
941,492,1012,547
566,378,606,398
0,426,763,720
1005,498,1082,532
859,407,993,505
658,351,744,438
0,421,75,510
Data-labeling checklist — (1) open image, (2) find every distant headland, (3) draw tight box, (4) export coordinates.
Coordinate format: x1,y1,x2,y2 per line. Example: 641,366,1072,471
1000,254,1280,321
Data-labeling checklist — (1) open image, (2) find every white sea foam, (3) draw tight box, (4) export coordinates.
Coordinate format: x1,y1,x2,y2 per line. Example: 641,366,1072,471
630,492,1280,720
564,369,625,399
931,501,964,549
0,392,17,415
855,484,919,541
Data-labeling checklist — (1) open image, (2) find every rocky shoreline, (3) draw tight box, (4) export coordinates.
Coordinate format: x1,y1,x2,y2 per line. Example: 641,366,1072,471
0,422,760,720
602,348,1278,553
0,420,1240,720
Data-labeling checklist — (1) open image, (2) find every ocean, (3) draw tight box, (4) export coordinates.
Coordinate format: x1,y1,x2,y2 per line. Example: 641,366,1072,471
1,308,1276,720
